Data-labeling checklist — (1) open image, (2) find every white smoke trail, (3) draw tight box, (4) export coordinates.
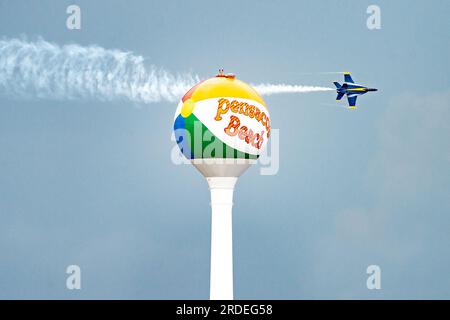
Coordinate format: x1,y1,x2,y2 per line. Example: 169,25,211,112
0,37,198,103
0,37,333,103
253,83,334,95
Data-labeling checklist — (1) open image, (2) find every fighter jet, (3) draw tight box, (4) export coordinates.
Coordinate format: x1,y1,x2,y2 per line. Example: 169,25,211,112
333,72,377,109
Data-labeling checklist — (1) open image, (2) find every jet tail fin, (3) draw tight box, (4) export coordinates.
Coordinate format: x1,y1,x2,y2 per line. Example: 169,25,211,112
336,92,345,101
333,82,341,89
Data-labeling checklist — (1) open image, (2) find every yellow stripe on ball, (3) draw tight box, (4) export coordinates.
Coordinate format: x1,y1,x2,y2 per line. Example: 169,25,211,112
181,98,195,118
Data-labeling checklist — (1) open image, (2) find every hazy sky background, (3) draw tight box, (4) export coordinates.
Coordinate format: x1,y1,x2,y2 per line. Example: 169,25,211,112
0,0,449,299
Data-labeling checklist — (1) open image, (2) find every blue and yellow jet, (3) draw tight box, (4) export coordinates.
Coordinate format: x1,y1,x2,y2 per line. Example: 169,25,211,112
333,72,377,109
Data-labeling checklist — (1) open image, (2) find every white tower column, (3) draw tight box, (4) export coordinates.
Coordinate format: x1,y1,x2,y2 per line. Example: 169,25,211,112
207,177,237,300
192,158,254,300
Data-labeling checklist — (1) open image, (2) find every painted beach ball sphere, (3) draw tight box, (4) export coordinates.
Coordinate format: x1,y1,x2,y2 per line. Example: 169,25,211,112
173,72,270,160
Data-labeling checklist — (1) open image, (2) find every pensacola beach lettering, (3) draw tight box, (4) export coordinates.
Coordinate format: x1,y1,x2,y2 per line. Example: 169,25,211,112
214,98,271,150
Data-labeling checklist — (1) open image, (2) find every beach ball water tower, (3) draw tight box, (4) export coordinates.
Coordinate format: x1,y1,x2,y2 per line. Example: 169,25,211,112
173,69,271,300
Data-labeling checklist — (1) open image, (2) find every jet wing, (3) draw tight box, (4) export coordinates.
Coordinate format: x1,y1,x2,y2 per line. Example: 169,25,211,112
344,73,354,83
347,95,357,108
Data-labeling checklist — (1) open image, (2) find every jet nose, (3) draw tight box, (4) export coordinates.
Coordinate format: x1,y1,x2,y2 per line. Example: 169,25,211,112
369,88,378,92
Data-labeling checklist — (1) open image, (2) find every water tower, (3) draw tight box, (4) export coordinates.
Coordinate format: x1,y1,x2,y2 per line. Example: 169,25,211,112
173,70,271,300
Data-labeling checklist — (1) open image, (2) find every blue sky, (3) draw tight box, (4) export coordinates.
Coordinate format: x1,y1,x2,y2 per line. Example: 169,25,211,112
0,0,449,299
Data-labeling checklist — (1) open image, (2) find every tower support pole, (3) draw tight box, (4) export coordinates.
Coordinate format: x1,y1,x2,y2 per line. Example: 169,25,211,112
207,177,237,300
